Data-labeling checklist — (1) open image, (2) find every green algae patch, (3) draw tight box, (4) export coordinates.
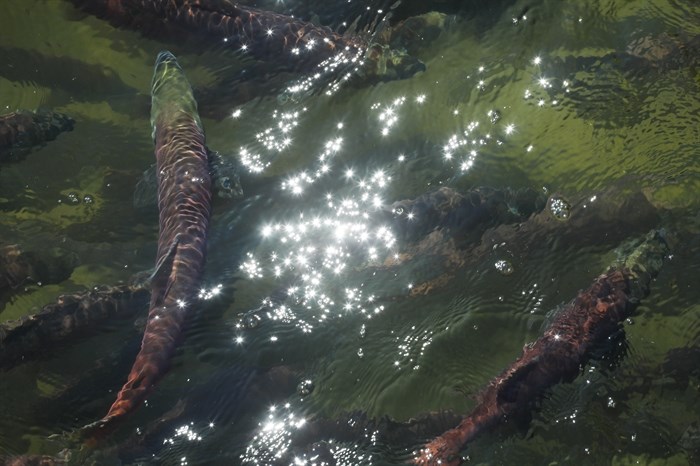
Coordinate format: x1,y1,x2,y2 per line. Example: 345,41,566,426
69,264,132,289
3,166,107,228
612,453,691,466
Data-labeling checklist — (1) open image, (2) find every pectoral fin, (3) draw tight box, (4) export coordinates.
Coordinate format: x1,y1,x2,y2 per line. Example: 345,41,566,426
149,234,181,306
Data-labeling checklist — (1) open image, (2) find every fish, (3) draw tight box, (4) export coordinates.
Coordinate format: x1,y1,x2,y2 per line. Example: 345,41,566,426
69,0,424,81
378,186,547,247
85,50,213,432
0,282,149,372
70,0,364,69
0,242,79,298
133,149,243,213
414,230,669,465
0,109,74,162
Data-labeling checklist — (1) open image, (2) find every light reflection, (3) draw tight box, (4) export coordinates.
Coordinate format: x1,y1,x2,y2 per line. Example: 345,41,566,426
244,404,373,465
239,147,269,173
372,96,409,136
198,284,222,300
240,252,264,279
161,421,209,455
281,135,345,195
395,326,434,370
240,166,398,331
243,404,307,464
523,60,576,108
441,117,499,172
283,42,367,98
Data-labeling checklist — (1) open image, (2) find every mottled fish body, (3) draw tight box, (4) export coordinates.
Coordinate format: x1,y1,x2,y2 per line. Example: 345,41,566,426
415,230,669,465
96,51,212,427
70,0,363,70
0,109,74,162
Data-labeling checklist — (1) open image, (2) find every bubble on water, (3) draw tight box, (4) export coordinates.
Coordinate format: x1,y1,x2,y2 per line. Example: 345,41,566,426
67,192,80,205
488,109,501,124
494,259,514,275
297,379,315,396
548,195,571,220
244,313,261,329
357,348,364,358
83,194,95,204
359,324,366,338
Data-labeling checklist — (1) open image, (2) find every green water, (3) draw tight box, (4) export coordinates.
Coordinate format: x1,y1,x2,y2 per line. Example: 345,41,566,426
0,0,699,464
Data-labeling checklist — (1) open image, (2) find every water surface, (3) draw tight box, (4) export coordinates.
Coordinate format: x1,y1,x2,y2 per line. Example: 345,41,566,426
0,0,698,464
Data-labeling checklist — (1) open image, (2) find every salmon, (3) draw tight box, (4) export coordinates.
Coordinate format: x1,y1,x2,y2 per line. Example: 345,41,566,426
0,109,74,162
415,230,669,465
88,51,212,431
69,0,364,70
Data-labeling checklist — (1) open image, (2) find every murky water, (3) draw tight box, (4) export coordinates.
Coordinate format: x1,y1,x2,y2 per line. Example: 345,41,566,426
1,0,699,464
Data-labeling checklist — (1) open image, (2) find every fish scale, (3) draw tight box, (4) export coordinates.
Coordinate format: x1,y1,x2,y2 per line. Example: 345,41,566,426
88,51,213,431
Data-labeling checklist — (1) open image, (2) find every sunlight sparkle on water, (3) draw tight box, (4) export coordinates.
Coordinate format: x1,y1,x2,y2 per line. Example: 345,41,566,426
282,133,345,195
198,284,222,300
372,96,408,136
239,147,269,173
243,405,308,465
162,422,206,448
244,404,371,465
240,252,264,279
242,167,398,328
255,108,304,153
284,43,366,97
441,120,491,172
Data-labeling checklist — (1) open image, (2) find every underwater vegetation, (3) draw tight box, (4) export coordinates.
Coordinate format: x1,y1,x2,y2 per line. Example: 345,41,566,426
0,0,699,465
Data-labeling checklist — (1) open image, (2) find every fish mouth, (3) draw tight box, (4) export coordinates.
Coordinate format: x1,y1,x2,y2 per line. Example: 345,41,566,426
155,50,177,66
151,50,183,96
150,51,202,138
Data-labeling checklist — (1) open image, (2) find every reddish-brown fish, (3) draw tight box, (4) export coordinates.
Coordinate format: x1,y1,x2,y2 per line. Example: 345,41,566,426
87,51,212,431
415,231,668,465
70,0,365,70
